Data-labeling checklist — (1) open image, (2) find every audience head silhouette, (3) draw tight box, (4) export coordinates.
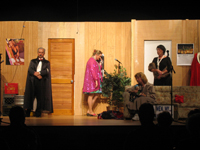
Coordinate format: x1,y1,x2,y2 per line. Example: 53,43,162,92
9,106,25,126
188,108,200,118
138,103,155,125
157,111,173,127
186,113,200,138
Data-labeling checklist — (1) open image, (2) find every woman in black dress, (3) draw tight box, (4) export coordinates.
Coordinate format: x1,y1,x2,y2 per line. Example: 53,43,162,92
150,45,172,86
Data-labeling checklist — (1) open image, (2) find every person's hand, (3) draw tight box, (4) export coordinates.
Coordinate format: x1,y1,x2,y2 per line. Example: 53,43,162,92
95,80,98,88
132,90,138,93
37,75,42,79
157,69,163,75
139,93,146,97
34,72,40,76
157,74,162,79
99,57,103,65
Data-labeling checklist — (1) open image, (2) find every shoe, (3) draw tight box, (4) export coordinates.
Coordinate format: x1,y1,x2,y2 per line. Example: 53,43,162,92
25,113,30,117
36,114,41,117
132,114,139,121
25,109,31,117
35,111,41,117
87,113,96,116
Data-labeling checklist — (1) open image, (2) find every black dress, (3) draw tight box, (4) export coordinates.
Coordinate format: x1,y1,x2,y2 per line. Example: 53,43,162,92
152,57,172,86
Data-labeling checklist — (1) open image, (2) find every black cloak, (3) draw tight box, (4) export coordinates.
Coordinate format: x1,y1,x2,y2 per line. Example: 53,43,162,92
24,57,53,113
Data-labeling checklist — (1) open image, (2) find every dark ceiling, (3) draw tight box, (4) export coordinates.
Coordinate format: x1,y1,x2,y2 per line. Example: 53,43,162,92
1,1,199,21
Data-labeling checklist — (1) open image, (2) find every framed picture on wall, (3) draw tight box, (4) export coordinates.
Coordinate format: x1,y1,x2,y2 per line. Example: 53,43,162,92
177,44,194,66
5,38,24,65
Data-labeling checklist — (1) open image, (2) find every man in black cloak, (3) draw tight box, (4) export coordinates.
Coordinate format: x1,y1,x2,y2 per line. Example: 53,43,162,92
24,47,53,117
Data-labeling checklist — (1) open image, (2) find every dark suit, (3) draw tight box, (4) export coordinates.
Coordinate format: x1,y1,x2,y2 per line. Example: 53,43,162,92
24,57,53,116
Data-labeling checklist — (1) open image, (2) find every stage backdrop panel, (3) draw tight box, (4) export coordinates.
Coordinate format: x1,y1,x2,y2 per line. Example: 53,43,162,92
83,22,131,115
1,20,200,115
131,19,200,86
0,21,38,113
38,22,85,115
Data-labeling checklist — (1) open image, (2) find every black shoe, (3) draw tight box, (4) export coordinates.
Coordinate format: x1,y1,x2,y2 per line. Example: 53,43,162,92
25,109,31,117
124,117,132,120
35,111,41,117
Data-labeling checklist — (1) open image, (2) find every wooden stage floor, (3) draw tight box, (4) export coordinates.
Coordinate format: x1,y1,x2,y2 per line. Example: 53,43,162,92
0,115,185,126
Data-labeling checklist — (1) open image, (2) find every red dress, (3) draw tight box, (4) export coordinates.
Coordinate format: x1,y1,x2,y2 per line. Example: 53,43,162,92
190,53,200,86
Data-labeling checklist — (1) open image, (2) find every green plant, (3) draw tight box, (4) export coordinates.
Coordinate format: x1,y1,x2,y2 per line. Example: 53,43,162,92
102,65,131,107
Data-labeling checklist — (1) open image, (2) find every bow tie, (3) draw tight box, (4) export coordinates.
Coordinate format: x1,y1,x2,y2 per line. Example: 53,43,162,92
39,58,43,61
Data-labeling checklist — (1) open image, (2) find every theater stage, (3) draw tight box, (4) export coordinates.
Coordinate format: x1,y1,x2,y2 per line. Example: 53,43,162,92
0,115,185,126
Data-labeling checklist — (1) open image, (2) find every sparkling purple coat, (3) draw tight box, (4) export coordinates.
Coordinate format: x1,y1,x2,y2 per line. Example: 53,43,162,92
83,57,103,93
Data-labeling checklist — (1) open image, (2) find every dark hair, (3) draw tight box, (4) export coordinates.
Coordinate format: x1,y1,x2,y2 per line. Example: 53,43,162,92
139,103,155,124
157,111,173,127
9,106,25,125
186,113,200,137
157,45,166,55
188,109,200,118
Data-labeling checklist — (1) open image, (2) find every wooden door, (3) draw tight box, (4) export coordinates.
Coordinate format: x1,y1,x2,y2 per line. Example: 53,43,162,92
48,39,75,115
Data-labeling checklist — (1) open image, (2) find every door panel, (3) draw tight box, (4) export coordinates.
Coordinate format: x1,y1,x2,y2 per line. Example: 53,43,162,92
48,39,75,115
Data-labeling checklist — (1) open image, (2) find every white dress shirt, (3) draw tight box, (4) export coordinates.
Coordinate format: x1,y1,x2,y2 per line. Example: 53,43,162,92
37,60,42,73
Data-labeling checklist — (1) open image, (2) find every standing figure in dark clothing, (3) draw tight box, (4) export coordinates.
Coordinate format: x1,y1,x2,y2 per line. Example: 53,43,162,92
149,45,172,86
24,47,53,117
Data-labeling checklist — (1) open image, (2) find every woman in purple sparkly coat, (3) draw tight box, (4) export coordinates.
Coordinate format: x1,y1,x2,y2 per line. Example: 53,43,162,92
83,50,103,116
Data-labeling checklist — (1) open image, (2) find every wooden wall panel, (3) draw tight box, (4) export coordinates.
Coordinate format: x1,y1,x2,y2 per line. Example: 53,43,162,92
84,22,131,75
0,21,38,112
38,22,85,115
131,20,136,85
181,20,199,85
0,22,131,115
132,20,199,86
84,22,131,115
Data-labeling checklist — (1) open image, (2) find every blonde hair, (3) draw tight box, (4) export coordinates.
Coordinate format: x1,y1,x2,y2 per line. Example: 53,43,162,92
92,49,102,56
134,72,148,84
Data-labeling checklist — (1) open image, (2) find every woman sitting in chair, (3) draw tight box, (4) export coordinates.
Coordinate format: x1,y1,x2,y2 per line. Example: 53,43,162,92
123,72,156,120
